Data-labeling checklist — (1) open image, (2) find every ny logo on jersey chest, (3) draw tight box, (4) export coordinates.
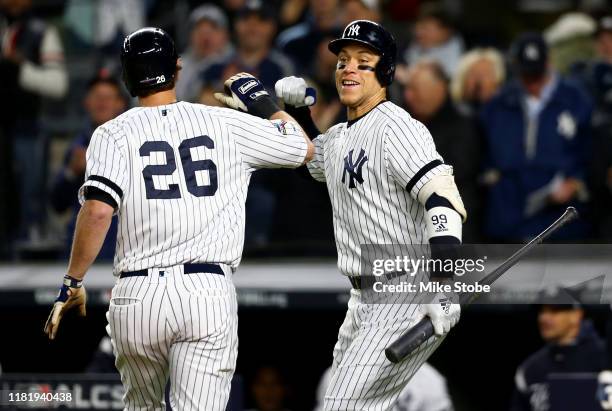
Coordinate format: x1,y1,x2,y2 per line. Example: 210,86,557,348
342,148,368,188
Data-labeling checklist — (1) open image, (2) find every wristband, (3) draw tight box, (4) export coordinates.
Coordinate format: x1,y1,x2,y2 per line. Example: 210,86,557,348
248,95,281,119
285,105,320,140
63,275,83,288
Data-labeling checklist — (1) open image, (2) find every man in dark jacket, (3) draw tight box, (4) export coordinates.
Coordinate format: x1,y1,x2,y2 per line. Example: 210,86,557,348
0,0,68,244
49,76,126,260
403,60,483,242
480,33,591,241
512,301,607,411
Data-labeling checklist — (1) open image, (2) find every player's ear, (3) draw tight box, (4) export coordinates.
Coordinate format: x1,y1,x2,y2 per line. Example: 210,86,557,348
174,59,182,83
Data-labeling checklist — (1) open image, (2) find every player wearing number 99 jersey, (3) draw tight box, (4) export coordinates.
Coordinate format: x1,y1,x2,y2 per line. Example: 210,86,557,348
43,27,313,411
275,20,465,410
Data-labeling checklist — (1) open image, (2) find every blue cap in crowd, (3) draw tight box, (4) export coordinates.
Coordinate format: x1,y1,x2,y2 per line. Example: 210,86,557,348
511,32,549,77
237,0,276,21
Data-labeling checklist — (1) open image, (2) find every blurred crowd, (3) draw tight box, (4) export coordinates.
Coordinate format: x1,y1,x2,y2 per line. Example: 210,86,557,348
2,0,612,261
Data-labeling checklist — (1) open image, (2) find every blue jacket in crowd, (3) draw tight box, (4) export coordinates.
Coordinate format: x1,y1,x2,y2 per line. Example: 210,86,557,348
50,126,117,260
480,76,592,241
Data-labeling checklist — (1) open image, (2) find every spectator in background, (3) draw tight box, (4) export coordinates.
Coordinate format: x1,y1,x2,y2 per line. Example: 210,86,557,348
248,366,292,411
511,296,606,411
279,0,308,28
201,0,294,247
544,12,596,75
450,48,506,115
341,0,380,25
0,0,68,246
64,0,145,70
596,16,612,64
308,35,346,131
586,16,612,242
200,0,293,105
402,60,482,242
176,4,233,102
93,0,145,53
480,33,591,241
50,76,127,260
570,15,612,125
276,0,342,75
403,2,464,77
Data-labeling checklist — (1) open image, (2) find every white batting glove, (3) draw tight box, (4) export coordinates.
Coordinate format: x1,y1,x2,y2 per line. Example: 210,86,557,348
275,76,316,108
420,292,460,336
598,371,612,410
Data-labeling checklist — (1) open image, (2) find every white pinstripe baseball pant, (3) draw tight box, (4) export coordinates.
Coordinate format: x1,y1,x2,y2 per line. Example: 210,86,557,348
106,265,238,411
324,289,444,411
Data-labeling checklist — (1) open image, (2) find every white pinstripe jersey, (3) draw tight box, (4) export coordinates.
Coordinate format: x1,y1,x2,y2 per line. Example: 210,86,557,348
307,101,452,277
79,102,307,275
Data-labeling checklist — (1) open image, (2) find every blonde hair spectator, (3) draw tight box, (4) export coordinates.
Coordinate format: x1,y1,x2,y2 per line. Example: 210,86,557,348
451,48,505,108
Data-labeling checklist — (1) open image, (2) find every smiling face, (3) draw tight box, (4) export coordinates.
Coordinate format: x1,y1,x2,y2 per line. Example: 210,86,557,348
335,43,384,109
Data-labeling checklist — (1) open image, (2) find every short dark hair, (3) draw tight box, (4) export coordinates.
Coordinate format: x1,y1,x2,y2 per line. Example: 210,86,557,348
86,75,123,94
417,2,454,30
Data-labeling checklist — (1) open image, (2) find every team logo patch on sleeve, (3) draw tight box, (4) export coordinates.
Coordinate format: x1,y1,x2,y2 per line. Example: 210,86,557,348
273,120,288,135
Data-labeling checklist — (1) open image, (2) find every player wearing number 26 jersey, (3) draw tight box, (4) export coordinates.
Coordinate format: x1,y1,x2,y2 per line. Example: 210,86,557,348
43,27,313,411
83,101,307,275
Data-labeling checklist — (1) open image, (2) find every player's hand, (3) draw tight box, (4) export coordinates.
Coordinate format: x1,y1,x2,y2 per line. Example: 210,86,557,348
275,76,317,108
214,72,280,119
598,370,612,410
419,292,460,336
44,275,87,340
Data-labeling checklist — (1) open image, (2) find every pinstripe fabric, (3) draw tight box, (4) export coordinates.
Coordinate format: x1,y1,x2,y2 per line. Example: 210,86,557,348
81,101,307,410
307,102,452,278
78,102,307,276
323,291,443,411
108,266,238,410
307,102,454,410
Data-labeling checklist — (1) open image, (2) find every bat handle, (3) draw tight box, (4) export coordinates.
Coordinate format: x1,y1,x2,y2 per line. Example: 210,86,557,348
385,317,434,364
304,87,317,106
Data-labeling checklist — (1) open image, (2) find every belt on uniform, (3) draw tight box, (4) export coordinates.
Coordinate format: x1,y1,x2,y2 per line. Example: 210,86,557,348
119,263,224,279
348,271,407,290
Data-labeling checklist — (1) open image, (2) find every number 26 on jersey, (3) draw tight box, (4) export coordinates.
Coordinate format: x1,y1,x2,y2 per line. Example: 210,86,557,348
139,135,218,199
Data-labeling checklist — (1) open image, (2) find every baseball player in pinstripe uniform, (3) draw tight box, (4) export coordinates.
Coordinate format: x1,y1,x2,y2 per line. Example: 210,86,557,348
43,27,313,410
274,20,465,410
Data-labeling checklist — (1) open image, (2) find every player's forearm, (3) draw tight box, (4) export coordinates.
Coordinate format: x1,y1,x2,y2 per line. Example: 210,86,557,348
271,110,315,162
66,200,114,280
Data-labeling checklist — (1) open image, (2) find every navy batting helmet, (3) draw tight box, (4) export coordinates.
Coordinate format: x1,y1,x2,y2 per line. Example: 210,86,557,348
120,27,178,97
328,20,397,86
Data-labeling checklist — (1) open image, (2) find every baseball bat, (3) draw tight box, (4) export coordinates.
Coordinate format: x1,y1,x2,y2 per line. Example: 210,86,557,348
384,206,579,364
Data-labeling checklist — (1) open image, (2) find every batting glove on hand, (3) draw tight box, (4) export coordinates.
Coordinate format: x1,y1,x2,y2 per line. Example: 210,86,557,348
44,275,86,340
420,292,460,336
598,371,612,410
214,72,280,119
274,76,317,108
